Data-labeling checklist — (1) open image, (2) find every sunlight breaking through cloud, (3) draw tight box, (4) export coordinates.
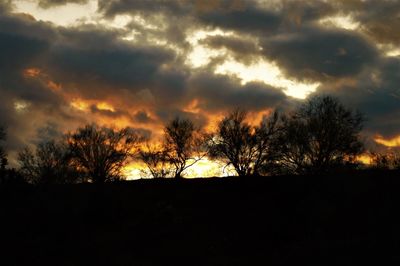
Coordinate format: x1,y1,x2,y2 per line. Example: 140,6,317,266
319,15,360,30
215,59,320,99
13,0,98,26
185,29,234,67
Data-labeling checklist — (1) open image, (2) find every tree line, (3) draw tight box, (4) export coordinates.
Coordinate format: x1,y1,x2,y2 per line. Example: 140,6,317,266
0,95,398,185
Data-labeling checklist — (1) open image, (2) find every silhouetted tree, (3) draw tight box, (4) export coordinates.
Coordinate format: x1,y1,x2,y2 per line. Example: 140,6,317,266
274,95,364,175
163,117,205,178
139,142,173,178
208,109,279,176
370,151,400,170
18,140,81,184
67,124,142,183
0,127,7,182
0,126,5,163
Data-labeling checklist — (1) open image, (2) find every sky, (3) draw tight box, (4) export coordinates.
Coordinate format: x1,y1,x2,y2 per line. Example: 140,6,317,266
1,0,400,176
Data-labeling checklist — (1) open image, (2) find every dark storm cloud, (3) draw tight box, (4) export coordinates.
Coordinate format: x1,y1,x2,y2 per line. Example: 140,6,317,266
316,57,400,139
0,13,55,72
198,4,281,33
48,39,174,92
260,26,379,81
0,12,96,158
97,0,189,18
188,71,291,112
201,35,259,64
37,0,89,9
0,11,61,104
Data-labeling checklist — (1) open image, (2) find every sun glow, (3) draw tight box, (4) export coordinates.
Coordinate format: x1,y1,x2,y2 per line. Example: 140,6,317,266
70,99,89,111
185,158,234,178
122,157,234,180
96,102,115,112
357,154,372,165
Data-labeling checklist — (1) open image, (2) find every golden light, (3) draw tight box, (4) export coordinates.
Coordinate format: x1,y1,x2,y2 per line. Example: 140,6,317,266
96,102,115,112
184,158,233,178
123,163,143,180
122,157,233,180
375,135,400,148
70,98,89,111
357,154,372,165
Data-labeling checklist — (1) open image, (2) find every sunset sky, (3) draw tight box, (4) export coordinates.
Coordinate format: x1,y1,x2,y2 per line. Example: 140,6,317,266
1,0,400,176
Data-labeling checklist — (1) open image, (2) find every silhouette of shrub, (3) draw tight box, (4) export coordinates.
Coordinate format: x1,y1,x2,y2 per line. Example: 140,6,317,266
274,95,364,175
18,140,82,184
66,124,143,183
162,117,206,178
208,109,279,176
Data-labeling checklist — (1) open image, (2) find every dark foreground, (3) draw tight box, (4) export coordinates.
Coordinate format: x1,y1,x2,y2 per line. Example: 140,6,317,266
1,170,400,265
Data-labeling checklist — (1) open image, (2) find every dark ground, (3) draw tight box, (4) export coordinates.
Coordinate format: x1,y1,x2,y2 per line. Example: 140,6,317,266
1,170,400,265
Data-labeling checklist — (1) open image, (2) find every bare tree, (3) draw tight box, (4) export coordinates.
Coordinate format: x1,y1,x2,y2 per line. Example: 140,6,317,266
163,117,205,178
0,126,5,163
18,140,80,184
274,95,364,175
139,142,173,178
0,127,7,180
370,151,400,170
67,124,142,183
208,109,279,176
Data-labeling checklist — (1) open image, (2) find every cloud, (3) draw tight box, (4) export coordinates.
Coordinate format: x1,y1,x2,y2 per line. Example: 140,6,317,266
187,71,291,112
260,26,378,82
198,4,281,33
2,0,400,161
37,0,90,9
315,57,400,139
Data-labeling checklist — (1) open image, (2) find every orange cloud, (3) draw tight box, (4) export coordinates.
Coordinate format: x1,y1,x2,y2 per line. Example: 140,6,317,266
375,135,400,147
47,80,62,93
23,68,41,78
96,102,115,112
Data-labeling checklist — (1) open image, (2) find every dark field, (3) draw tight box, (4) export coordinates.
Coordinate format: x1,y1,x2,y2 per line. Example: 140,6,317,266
1,171,400,265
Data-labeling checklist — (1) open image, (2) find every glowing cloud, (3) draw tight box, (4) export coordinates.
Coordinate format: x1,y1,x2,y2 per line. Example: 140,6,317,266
14,100,30,113
23,68,41,78
375,135,400,148
186,29,234,67
13,0,98,26
319,15,360,30
215,59,320,99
